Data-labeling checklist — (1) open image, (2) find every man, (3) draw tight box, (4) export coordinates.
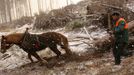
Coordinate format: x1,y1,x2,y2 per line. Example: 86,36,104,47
112,12,132,65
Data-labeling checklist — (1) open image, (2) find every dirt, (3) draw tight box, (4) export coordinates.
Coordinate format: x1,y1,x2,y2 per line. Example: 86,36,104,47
0,51,134,75
0,51,106,75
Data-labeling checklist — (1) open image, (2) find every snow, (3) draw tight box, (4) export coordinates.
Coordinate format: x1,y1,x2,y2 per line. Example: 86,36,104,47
0,46,28,70
127,5,134,12
126,1,134,12
15,24,34,33
112,65,122,72
0,0,134,74
0,23,109,70
1,23,132,75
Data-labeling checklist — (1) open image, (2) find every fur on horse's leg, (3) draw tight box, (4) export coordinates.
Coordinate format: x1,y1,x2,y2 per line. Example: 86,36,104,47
28,53,33,63
66,48,72,55
30,52,48,65
61,45,72,55
61,38,72,55
49,45,61,58
64,48,72,55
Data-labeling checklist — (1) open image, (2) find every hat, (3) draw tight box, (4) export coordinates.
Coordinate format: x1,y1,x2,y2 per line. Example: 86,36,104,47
112,12,120,16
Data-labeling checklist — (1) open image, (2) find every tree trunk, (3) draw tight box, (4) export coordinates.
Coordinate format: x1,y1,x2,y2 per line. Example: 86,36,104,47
6,0,12,22
37,0,41,13
50,0,53,10
28,0,32,16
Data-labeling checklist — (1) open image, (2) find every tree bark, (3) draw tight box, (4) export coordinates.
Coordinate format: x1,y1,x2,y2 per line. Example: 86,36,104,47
128,20,134,33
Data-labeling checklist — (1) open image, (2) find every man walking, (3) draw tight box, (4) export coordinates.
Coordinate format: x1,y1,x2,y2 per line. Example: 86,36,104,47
112,12,132,65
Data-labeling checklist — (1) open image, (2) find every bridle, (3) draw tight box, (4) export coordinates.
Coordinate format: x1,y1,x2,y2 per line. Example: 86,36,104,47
0,28,30,53
1,36,13,53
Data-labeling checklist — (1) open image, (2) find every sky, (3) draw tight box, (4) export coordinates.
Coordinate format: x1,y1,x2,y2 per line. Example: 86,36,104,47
30,0,83,15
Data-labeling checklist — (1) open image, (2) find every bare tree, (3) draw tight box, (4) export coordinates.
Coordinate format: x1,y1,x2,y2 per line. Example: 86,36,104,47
27,0,32,16
37,0,41,13
66,0,69,5
50,0,53,10
6,0,12,22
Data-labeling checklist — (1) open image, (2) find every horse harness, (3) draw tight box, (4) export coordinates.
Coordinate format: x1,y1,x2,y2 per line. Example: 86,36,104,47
19,30,46,51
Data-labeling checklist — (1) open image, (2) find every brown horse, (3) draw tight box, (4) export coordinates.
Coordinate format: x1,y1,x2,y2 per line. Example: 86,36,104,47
0,32,72,64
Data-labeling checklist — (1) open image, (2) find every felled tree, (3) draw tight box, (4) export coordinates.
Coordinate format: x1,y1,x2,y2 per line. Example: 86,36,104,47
83,20,134,53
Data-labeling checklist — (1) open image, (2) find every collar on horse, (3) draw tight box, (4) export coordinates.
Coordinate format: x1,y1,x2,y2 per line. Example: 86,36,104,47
19,28,29,45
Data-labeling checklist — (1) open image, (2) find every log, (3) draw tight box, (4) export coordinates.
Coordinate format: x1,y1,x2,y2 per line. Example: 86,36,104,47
128,20,134,33
101,4,123,10
84,35,134,53
83,20,134,52
83,26,94,40
128,36,134,50
68,20,134,53
83,35,113,52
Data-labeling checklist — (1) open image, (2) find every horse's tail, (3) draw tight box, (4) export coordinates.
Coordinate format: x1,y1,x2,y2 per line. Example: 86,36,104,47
62,36,69,48
61,34,72,55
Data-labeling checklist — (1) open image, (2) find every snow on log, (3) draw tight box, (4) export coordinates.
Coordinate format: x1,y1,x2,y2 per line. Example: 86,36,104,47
83,20,134,52
128,20,134,32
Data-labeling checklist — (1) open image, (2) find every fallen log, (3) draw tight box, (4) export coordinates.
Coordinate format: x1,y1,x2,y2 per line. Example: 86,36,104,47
83,20,134,52
83,26,94,41
128,20,134,33
128,20,134,29
101,4,123,10
128,36,134,50
83,35,113,52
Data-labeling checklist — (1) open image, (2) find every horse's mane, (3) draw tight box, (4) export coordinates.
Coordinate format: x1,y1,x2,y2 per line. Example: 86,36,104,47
4,33,24,44
9,33,23,35
5,33,23,38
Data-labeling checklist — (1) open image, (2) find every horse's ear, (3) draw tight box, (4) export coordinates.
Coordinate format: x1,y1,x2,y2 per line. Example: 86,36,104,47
2,35,5,38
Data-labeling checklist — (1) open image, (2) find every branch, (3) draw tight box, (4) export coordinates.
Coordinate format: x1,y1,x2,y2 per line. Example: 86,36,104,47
83,26,94,40
101,4,123,10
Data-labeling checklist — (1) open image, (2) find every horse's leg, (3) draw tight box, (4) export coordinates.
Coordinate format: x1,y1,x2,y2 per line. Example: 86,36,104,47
49,44,61,58
61,45,72,55
30,52,48,65
28,53,33,63
60,37,72,55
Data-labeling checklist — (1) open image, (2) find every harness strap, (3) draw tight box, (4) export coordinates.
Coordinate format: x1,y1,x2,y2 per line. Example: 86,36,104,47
19,28,46,49
19,28,29,45
115,18,128,29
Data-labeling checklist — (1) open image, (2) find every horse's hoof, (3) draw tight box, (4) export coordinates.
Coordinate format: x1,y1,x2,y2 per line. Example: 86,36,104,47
42,59,48,63
30,60,34,63
46,63,55,68
38,60,48,66
66,52,74,57
38,62,44,66
67,51,73,55
57,55,65,60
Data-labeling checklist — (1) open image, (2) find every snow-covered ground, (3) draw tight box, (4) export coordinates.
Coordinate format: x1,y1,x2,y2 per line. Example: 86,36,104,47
0,23,133,75
127,1,134,12
0,24,109,70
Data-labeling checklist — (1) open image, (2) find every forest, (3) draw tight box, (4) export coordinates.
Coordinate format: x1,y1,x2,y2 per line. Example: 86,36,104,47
0,0,134,75
0,0,81,23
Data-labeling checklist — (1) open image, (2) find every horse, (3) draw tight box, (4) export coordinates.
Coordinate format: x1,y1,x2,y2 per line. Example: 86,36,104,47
0,31,72,64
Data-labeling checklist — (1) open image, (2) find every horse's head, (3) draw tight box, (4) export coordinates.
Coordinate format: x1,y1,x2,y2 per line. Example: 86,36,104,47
0,35,13,53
